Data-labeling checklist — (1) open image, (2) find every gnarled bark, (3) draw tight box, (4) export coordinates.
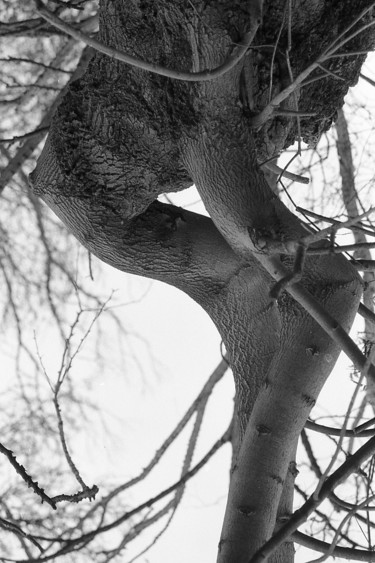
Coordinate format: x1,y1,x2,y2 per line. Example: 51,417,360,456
30,1,375,561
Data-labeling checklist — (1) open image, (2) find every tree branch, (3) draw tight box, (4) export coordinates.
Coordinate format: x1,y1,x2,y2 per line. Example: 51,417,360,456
13,427,232,561
305,417,375,437
293,531,375,561
249,435,375,562
35,0,261,82
249,3,375,128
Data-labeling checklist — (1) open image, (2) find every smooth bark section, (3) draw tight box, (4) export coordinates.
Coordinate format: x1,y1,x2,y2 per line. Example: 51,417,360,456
216,281,360,563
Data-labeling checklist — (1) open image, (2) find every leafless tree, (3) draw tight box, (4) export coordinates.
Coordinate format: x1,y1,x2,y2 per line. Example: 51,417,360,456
2,1,375,562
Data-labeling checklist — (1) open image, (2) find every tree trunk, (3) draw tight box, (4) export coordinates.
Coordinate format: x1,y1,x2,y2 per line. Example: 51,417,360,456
30,1,375,560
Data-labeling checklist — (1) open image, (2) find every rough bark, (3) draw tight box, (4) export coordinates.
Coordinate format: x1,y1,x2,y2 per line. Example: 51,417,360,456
29,1,375,561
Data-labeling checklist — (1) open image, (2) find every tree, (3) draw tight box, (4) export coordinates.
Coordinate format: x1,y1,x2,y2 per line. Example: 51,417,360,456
2,1,375,562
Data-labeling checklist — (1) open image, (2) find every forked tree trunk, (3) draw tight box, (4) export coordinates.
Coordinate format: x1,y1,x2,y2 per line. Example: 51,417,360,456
30,1,375,561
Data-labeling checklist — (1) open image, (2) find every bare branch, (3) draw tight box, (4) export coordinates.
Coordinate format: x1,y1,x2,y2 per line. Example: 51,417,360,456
359,303,375,326
14,427,232,561
306,494,375,562
294,531,375,561
0,517,42,553
83,358,228,519
360,72,375,87
312,366,368,500
305,417,375,437
262,161,310,184
249,4,375,127
35,0,261,83
249,435,375,562
0,442,57,509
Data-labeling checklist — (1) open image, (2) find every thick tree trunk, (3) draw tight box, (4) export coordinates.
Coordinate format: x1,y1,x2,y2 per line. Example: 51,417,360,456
30,1,375,561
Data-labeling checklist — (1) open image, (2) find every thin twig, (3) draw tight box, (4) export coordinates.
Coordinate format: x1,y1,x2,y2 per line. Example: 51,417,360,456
269,242,306,298
316,62,346,81
360,72,375,87
274,109,317,117
296,207,375,238
249,4,375,127
18,427,232,560
328,50,375,58
300,208,375,247
84,358,227,517
305,417,375,438
263,161,309,184
307,241,375,255
0,56,72,73
0,442,57,509
0,126,49,144
0,517,43,552
312,365,368,500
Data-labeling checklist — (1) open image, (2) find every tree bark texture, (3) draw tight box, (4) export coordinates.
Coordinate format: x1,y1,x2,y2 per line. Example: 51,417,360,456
30,1,375,561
